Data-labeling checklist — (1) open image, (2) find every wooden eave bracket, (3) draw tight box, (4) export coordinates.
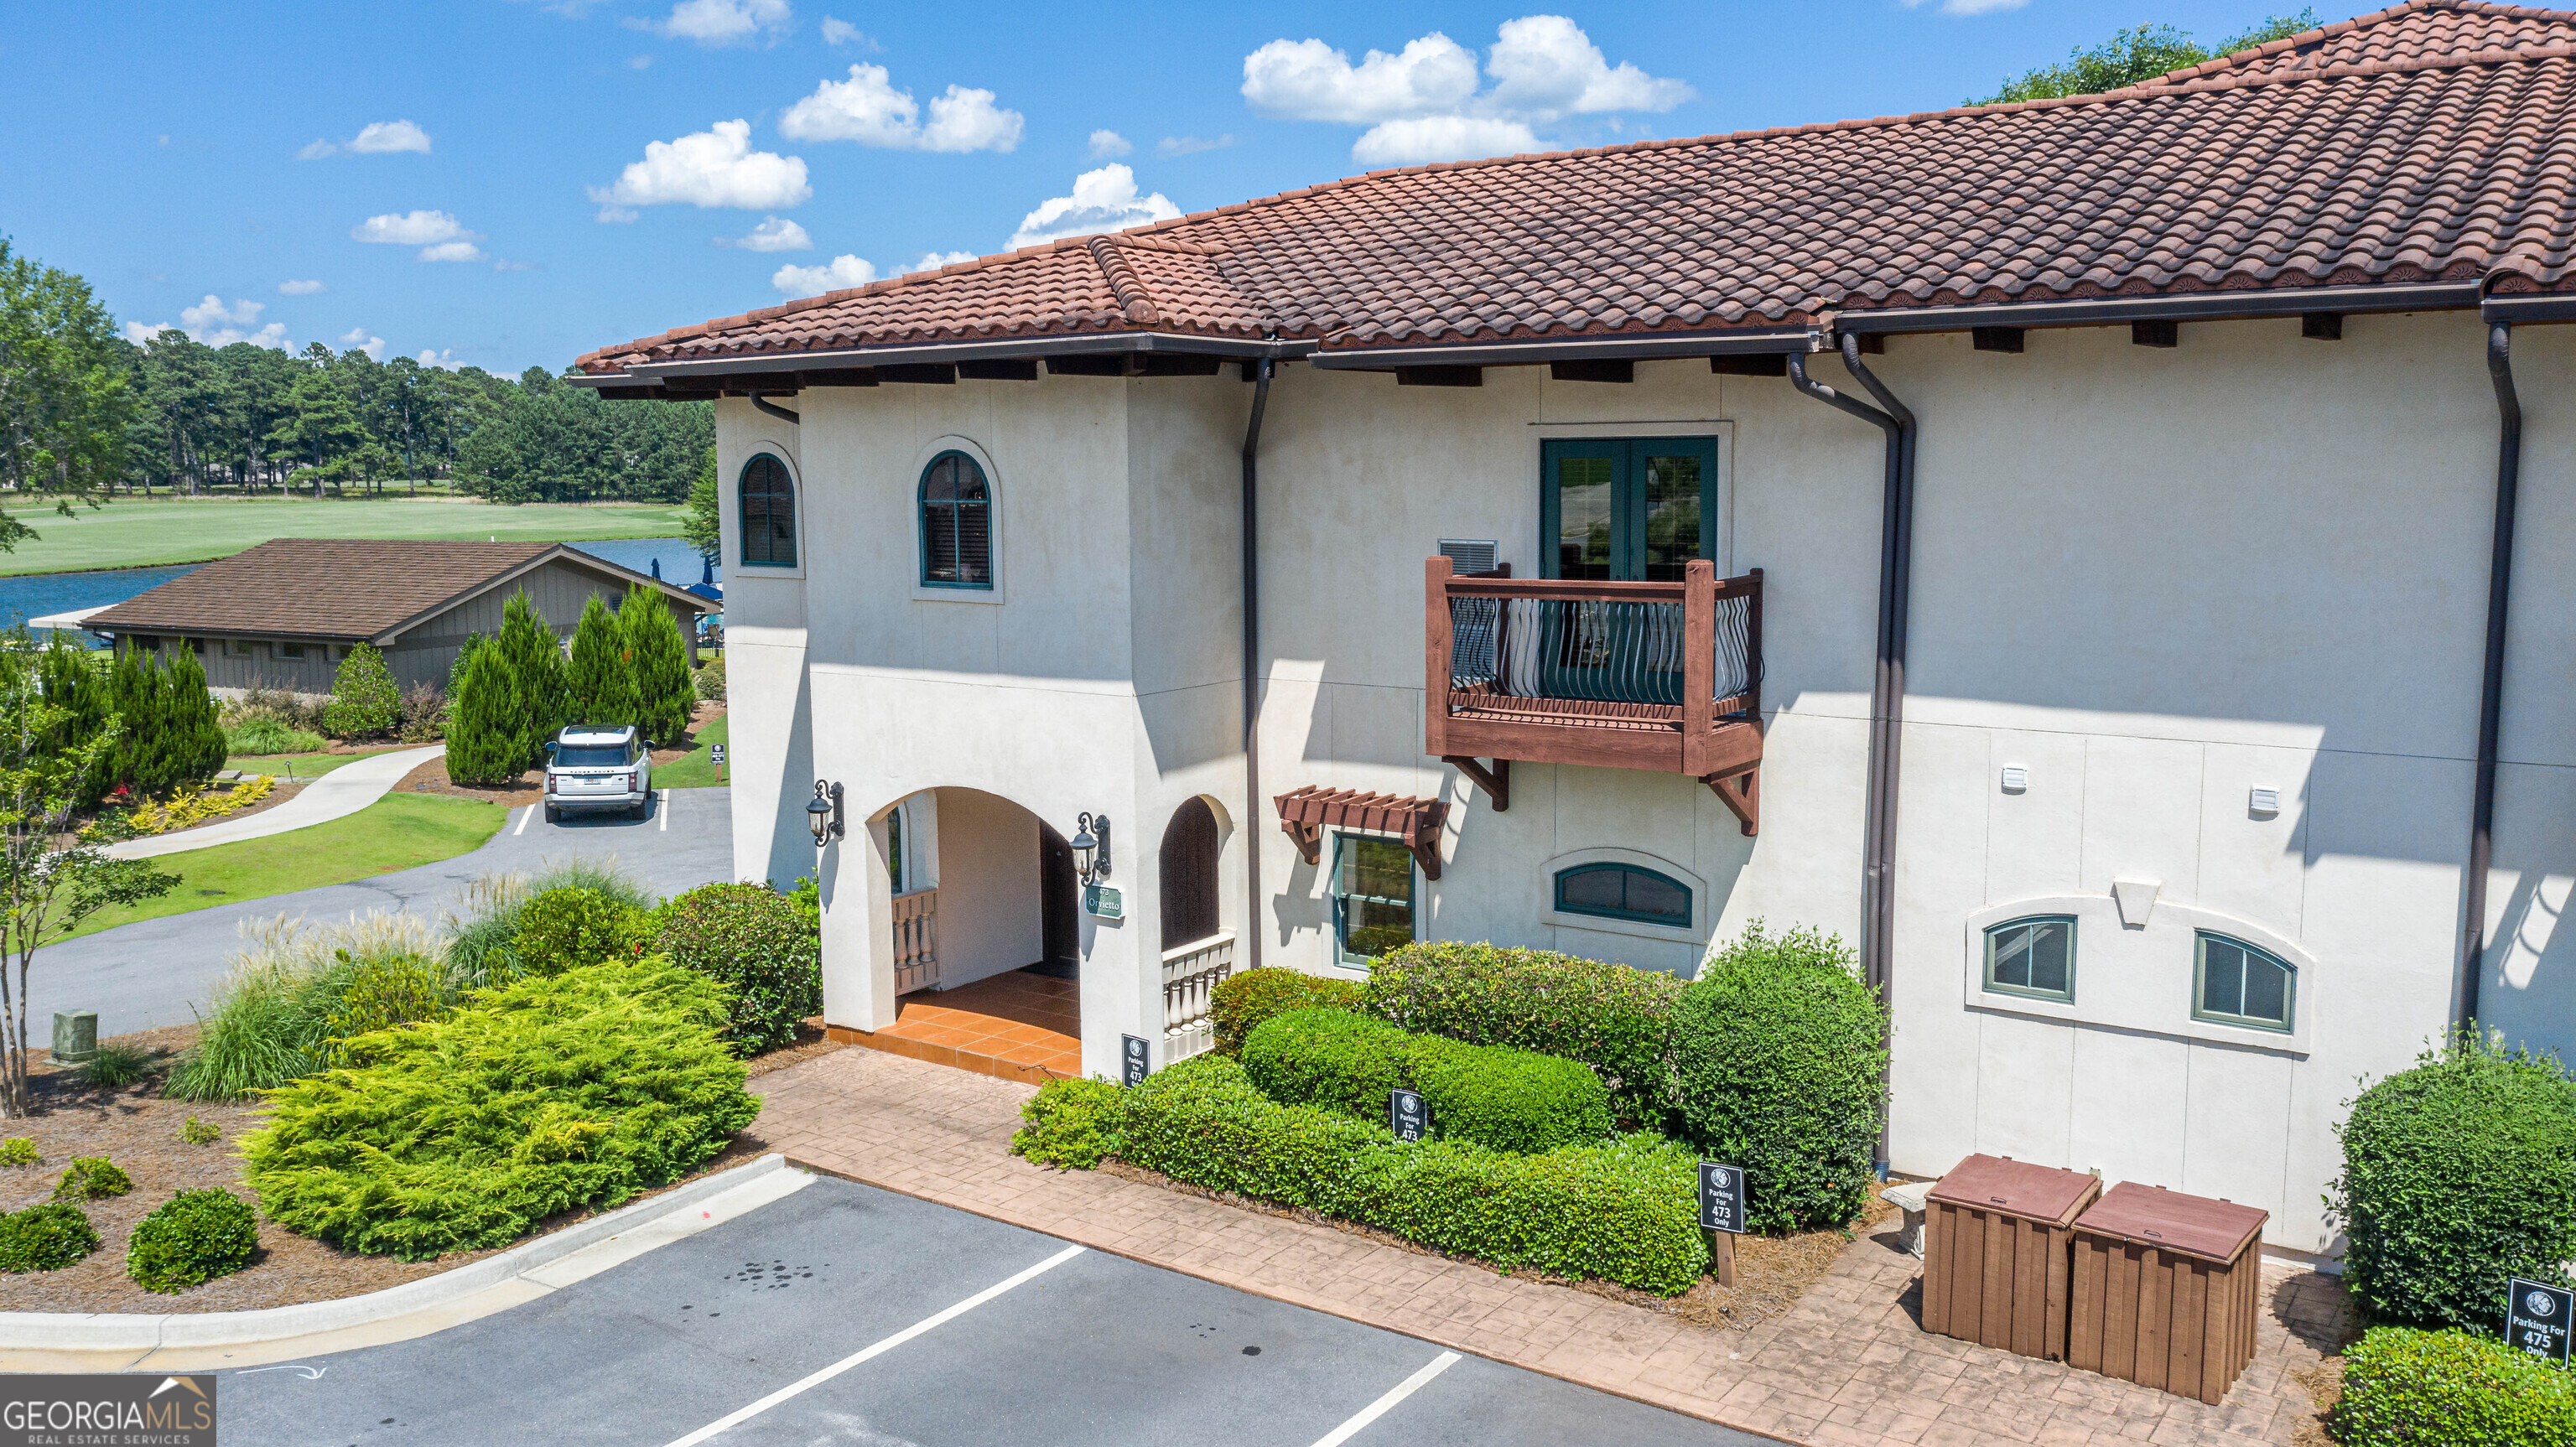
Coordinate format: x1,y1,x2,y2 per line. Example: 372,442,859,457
1441,755,1509,812
1274,785,1447,880
1703,760,1759,837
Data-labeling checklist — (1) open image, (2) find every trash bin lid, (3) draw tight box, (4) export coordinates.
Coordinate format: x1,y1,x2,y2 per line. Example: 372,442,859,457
2075,1181,2267,1263
1924,1154,2098,1227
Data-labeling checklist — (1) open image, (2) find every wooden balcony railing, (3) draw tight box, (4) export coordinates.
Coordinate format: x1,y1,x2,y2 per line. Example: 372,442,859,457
1426,556,1764,835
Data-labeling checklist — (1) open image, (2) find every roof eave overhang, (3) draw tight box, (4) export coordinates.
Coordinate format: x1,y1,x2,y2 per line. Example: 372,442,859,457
1306,326,1824,370
1836,281,2485,335
570,329,1319,386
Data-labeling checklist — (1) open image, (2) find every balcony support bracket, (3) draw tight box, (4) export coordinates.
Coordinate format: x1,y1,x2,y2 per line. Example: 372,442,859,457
1703,760,1760,837
1441,755,1510,812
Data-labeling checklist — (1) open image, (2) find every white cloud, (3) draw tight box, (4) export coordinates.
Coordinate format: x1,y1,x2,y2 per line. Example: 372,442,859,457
596,205,641,223
419,240,486,262
589,120,810,210
182,295,262,331
296,138,337,160
416,348,467,368
779,64,1023,152
337,326,387,360
652,0,792,44
1088,129,1133,159
131,297,291,349
908,250,977,272
278,279,327,295
819,15,874,47
1157,133,1233,158
772,253,877,296
1007,163,1179,249
1900,0,2028,12
122,320,175,345
1244,17,1690,165
723,216,812,251
351,210,470,245
349,119,433,154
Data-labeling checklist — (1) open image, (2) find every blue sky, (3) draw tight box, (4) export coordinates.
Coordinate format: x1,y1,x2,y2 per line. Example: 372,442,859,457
1,2,2326,375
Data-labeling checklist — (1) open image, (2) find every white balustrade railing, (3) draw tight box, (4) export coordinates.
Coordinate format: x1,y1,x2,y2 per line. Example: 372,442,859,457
1161,932,1237,1061
892,888,939,994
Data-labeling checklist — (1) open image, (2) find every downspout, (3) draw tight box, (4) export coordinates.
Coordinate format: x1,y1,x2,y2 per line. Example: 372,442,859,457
749,392,801,425
2457,319,2521,1029
1241,355,1275,971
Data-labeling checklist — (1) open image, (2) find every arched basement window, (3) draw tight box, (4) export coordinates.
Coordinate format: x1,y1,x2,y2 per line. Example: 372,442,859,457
1983,915,2075,1002
740,454,797,567
2194,931,2295,1031
1159,797,1219,952
920,451,993,588
1553,862,1691,927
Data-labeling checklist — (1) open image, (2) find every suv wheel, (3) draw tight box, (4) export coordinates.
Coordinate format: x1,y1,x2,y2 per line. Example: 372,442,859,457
543,803,560,825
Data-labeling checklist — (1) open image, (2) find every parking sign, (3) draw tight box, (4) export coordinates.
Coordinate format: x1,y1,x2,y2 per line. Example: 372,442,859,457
1120,1034,1150,1087
1698,1162,1745,1234
2506,1278,2573,1362
1389,1087,1429,1142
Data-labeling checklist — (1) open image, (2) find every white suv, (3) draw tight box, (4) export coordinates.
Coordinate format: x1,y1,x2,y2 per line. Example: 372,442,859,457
543,724,653,822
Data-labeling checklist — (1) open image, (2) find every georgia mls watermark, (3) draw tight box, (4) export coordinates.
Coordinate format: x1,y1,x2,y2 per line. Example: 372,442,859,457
2,1374,216,1446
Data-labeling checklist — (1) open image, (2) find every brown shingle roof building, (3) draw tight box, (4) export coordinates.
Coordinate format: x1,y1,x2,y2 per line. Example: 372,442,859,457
574,1,2576,381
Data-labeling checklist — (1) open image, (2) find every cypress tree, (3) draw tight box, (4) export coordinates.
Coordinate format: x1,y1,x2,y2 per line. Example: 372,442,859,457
444,639,521,786
164,648,227,786
494,590,567,770
620,591,693,747
104,645,161,796
564,595,636,728
39,635,112,802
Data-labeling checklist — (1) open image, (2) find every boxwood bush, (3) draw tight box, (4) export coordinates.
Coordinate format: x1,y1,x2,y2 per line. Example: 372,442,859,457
512,886,650,976
127,1190,258,1292
1011,1076,1125,1170
2336,1325,2576,1445
0,1201,101,1272
1208,967,1363,1056
52,1156,132,1202
1361,941,1685,1120
1240,1008,1612,1154
649,883,822,1055
1670,922,1887,1233
1111,1054,1705,1294
242,956,761,1260
2328,1031,2576,1332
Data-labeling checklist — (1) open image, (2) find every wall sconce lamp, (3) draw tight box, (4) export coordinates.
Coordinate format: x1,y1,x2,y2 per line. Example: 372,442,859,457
1069,812,1111,885
807,780,844,846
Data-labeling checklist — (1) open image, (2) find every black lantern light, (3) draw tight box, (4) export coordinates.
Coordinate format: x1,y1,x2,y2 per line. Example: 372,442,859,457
1070,811,1110,885
807,780,844,846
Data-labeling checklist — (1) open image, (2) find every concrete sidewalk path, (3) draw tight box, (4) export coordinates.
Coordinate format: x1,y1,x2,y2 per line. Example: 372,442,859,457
102,744,445,860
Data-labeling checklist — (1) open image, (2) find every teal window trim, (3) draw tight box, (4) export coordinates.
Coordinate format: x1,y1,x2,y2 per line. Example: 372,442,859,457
1982,915,2077,1002
1552,862,1692,926
738,453,798,568
1539,436,1720,581
1331,831,1415,967
2193,931,2296,1032
917,449,995,590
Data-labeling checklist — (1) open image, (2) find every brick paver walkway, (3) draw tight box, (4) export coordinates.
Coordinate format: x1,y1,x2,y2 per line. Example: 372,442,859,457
753,1048,2351,1446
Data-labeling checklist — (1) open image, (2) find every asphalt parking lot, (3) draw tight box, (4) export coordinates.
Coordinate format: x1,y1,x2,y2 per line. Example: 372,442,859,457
218,1175,1764,1447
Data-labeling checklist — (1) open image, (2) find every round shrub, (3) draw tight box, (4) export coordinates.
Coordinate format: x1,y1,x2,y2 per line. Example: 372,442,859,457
1011,1077,1125,1170
649,883,821,1055
127,1190,259,1293
179,1116,221,1146
1209,967,1363,1056
224,716,324,756
1241,1008,1613,1154
53,1156,132,1202
1363,941,1685,1120
1669,922,1886,1233
319,643,401,739
2336,1325,2576,1444
512,887,649,977
0,1137,39,1166
2328,1032,2576,1332
1241,1009,1409,1120
0,1202,101,1272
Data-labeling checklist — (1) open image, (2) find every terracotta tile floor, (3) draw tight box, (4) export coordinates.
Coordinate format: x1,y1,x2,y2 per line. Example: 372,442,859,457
753,1047,2355,1447
826,967,1080,1086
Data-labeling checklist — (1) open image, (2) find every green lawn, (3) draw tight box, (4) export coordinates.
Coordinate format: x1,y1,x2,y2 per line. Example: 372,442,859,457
0,496,688,576
655,713,730,790
224,747,413,781
73,792,506,939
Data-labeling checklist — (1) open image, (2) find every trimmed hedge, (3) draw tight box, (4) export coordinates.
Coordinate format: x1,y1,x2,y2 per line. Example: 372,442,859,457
512,887,649,977
1011,1076,1124,1170
2336,1326,2576,1445
1240,1008,1611,1154
1112,1054,1705,1294
0,1201,100,1272
1361,941,1685,1119
1670,922,1886,1234
242,956,760,1260
1209,967,1364,1056
650,883,823,1055
2328,1032,2576,1333
127,1190,258,1293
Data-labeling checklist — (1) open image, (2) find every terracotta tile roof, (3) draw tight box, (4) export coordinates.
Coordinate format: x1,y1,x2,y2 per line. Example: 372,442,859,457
82,539,687,642
579,1,2576,373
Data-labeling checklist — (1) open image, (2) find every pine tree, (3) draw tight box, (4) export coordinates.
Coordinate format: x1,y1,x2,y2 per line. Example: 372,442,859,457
319,641,400,739
564,595,636,728
444,639,521,786
621,591,694,748
104,646,164,796
493,590,567,770
163,648,227,785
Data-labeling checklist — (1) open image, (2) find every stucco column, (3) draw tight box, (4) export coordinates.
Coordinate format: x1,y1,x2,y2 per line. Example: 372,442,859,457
818,810,898,1032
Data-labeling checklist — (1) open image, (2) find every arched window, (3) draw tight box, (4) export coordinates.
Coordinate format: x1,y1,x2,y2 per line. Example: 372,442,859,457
919,451,993,589
1553,862,1690,926
2194,931,2295,1031
739,454,797,567
1984,915,2075,1001
1159,797,1219,951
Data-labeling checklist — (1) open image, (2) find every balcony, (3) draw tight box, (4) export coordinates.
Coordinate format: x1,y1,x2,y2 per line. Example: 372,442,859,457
1425,556,1765,835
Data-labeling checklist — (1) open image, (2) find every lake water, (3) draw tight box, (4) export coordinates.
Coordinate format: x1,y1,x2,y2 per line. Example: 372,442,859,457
0,537,715,643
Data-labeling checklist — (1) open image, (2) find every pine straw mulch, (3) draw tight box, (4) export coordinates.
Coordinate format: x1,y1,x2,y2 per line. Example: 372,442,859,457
396,702,729,810
0,1019,839,1316
1091,1161,1898,1336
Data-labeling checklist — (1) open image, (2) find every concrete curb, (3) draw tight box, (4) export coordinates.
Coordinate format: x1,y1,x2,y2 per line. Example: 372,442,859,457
0,1154,797,1355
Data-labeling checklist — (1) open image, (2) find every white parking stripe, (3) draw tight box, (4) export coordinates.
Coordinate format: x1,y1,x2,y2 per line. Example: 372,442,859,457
660,1243,1086,1447
1307,1351,1462,1447
513,803,534,836
658,790,668,831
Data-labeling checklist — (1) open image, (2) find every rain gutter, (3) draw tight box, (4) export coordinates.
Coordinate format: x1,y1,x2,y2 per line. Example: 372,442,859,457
1305,327,1823,370
2456,306,2525,1028
1836,281,2484,335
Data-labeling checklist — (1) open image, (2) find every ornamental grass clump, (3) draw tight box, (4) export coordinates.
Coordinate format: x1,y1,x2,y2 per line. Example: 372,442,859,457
52,1156,132,1201
1362,941,1686,1120
0,1201,100,1273
166,910,459,1101
1239,1008,1612,1154
2335,1325,2576,1445
242,956,760,1260
127,1190,258,1293
649,882,821,1055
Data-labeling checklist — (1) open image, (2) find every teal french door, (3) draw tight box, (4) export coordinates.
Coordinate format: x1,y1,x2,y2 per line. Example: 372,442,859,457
1535,438,1719,703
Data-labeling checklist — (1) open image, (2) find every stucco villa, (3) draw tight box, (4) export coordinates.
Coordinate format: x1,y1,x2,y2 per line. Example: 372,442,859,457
574,2,2576,1267
73,538,712,695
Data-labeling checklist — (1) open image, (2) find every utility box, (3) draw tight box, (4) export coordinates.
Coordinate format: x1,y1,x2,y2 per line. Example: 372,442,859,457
2069,1183,2267,1403
1921,1154,2101,1361
50,1011,97,1066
